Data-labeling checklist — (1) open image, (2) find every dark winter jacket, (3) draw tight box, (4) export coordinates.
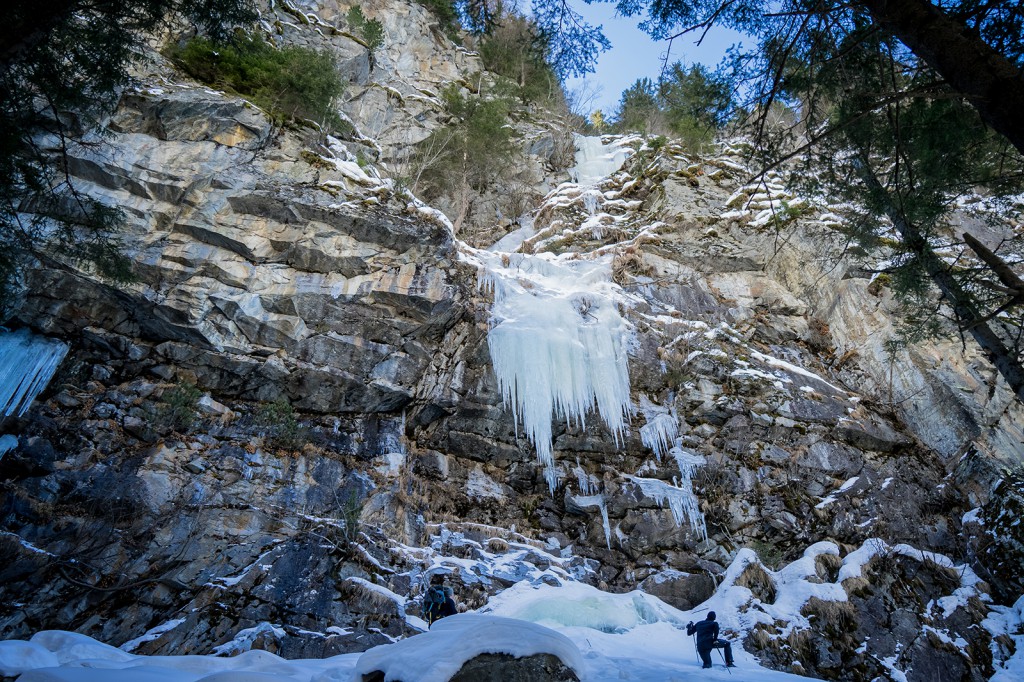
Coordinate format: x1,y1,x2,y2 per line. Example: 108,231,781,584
686,619,720,648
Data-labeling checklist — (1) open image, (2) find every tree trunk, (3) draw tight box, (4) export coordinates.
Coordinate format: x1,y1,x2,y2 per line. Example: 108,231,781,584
859,0,1024,156
858,159,1024,403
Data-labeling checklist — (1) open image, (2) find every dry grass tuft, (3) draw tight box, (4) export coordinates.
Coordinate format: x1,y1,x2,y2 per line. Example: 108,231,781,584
735,562,778,604
841,575,872,598
815,552,843,582
785,628,815,661
487,537,509,553
746,624,774,650
801,597,857,637
921,556,962,590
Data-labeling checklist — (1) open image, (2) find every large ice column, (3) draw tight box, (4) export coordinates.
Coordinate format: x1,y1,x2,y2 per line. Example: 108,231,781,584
0,329,69,418
476,250,633,490
570,135,634,186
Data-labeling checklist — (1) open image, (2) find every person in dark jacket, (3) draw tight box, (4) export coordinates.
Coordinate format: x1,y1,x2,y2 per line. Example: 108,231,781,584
686,611,735,668
422,574,457,627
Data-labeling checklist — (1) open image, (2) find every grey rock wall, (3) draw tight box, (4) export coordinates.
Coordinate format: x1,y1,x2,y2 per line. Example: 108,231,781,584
0,4,1019,680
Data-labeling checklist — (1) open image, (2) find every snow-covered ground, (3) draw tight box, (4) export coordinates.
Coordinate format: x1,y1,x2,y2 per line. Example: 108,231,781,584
5,537,1021,682
0,603,809,682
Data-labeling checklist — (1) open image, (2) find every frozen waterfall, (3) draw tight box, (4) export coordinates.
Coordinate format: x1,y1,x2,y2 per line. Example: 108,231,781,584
0,329,69,418
472,250,633,491
569,135,633,186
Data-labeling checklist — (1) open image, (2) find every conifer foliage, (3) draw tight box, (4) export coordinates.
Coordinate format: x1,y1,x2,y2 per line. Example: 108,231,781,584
409,84,518,233
612,64,731,149
557,0,1024,401
168,33,344,130
0,0,256,317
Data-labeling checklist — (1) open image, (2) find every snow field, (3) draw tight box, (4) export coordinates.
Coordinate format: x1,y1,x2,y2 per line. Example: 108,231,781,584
3,538,1022,681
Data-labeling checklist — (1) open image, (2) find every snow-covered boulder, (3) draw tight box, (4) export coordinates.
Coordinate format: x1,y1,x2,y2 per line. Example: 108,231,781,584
355,614,582,682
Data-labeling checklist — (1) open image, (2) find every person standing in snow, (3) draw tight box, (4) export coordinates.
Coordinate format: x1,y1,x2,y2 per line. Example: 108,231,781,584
422,574,457,627
686,611,736,669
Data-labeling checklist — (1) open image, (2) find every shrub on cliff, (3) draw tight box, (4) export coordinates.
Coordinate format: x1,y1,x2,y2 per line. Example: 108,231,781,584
254,397,306,451
414,0,461,40
346,6,385,59
404,84,518,232
153,382,202,434
168,32,344,131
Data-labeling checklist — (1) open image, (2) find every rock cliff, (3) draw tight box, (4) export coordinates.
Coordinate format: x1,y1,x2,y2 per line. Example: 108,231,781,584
1,2,1022,681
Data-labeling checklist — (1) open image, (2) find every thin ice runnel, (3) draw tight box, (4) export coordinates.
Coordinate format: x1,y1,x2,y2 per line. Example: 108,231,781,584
573,494,612,549
0,329,69,418
477,251,633,491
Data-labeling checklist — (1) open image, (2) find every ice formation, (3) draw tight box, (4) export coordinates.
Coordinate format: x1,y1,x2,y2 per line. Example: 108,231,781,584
472,249,633,490
629,470,707,539
573,457,598,495
570,135,634,185
638,396,678,461
0,434,18,460
0,329,69,418
572,494,612,548
483,581,688,633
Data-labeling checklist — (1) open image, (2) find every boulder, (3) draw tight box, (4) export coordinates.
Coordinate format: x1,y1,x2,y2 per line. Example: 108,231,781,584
638,570,715,611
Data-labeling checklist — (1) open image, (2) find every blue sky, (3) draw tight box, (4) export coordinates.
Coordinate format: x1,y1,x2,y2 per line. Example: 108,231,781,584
563,2,745,116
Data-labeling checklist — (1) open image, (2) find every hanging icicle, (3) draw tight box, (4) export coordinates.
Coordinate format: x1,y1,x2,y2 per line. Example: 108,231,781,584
0,329,69,418
473,249,633,491
639,396,678,462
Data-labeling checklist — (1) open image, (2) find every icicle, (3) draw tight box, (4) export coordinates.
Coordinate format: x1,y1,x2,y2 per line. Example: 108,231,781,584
598,499,611,550
629,445,707,541
0,434,18,461
574,457,597,496
477,250,633,491
638,396,677,462
0,329,69,418
573,493,612,549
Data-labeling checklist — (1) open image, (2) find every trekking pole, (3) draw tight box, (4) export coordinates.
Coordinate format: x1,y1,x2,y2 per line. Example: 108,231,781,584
718,646,732,675
692,634,700,665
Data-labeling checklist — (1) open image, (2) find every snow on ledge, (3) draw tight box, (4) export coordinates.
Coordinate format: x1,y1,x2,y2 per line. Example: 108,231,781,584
354,614,584,682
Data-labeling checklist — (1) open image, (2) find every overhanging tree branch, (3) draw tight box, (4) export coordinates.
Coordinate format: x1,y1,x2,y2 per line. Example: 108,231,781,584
857,155,1024,402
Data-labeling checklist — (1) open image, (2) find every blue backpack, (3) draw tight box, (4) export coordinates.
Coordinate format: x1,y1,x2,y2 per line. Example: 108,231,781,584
422,585,447,624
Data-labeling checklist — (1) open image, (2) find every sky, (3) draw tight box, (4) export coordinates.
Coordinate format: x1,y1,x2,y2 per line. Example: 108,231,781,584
563,2,746,116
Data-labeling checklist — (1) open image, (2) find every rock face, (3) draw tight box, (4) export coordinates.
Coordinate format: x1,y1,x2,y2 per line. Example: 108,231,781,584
0,2,1021,680
23,79,460,415
360,653,579,682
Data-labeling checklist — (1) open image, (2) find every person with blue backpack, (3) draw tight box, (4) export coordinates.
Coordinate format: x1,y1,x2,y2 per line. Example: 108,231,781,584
421,573,457,627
